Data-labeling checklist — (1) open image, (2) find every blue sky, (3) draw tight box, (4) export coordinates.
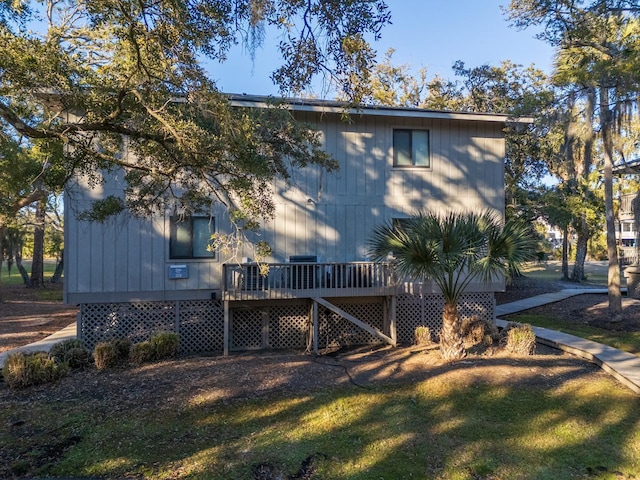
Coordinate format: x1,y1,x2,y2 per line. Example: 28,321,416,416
211,0,556,97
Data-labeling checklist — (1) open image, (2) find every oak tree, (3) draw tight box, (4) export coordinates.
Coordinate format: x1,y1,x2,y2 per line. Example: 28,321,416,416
1,0,391,226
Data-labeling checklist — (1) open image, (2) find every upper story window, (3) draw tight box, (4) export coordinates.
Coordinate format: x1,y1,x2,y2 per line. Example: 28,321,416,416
170,216,215,259
393,129,430,167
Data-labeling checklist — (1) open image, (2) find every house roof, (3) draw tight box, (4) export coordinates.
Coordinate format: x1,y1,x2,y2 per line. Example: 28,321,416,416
227,94,533,125
612,158,640,174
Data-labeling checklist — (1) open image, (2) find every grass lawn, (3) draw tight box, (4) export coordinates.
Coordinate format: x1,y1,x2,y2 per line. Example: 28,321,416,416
0,258,59,286
509,313,640,356
2,370,639,479
512,261,640,356
520,260,609,286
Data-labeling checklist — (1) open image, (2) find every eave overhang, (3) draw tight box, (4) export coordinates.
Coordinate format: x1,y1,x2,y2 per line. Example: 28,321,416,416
227,93,533,125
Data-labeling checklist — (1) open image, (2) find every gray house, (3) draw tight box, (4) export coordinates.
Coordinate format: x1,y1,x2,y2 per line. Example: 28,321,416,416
64,95,517,355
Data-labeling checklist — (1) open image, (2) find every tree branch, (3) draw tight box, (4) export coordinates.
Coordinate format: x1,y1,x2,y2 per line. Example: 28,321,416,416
0,102,53,139
1,99,175,144
12,189,48,212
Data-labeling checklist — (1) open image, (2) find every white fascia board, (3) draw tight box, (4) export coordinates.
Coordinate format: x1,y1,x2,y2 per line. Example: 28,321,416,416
227,94,533,125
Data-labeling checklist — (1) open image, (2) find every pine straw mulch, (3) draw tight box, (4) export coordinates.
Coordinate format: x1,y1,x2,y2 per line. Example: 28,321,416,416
497,275,640,333
1,276,638,478
0,276,637,407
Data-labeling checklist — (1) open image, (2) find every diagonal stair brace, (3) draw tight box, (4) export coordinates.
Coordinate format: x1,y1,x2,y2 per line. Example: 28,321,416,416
313,297,397,347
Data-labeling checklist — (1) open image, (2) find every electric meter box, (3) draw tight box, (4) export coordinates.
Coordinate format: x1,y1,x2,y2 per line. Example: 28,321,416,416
168,264,189,279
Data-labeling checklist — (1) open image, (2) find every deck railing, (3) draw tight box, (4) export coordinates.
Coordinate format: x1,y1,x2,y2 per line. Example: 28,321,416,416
222,261,396,300
620,247,640,266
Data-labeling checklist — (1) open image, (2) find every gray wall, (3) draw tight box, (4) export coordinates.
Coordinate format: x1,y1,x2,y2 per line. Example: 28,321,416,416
64,109,506,304
261,111,505,263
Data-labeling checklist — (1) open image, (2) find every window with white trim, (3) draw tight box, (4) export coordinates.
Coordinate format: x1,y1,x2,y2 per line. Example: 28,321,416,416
169,216,215,259
393,129,430,167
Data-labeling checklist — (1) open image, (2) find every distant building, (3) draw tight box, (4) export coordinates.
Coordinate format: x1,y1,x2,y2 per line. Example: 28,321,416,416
617,193,639,264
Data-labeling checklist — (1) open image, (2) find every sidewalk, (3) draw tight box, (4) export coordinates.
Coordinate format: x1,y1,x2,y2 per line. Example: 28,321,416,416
496,288,640,394
0,322,77,368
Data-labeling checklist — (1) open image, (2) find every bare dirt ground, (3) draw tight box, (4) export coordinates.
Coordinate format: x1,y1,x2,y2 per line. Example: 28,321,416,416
0,283,78,354
0,275,637,403
1,276,637,478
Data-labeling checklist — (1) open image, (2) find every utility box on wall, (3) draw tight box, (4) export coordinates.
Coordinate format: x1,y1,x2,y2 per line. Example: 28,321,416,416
168,264,189,279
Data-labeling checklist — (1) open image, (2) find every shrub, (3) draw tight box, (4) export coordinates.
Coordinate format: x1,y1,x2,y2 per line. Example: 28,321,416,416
150,332,180,360
50,339,92,369
64,347,93,369
130,341,156,364
94,338,131,370
502,323,536,355
130,332,179,365
93,342,118,370
50,339,85,361
461,317,499,348
113,337,132,359
2,351,69,388
414,326,432,346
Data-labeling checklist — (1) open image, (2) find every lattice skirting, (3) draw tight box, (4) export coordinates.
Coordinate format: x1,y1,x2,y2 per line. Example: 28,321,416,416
80,300,224,353
78,293,494,353
396,292,494,344
229,301,385,351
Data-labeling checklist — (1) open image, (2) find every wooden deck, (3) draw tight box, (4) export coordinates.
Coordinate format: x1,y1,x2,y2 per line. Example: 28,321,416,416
222,262,396,301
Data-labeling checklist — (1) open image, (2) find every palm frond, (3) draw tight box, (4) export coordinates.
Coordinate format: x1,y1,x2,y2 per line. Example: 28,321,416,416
367,210,536,302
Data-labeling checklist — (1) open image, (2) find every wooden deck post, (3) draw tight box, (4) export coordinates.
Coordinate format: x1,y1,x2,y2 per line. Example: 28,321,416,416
223,300,230,356
383,296,397,345
389,295,397,345
312,299,319,355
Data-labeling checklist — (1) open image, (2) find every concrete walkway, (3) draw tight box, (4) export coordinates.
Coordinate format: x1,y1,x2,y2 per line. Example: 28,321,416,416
0,322,77,368
1,288,640,394
497,288,640,394
495,288,608,316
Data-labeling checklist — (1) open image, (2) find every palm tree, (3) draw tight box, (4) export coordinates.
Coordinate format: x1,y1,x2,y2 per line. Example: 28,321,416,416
367,211,536,360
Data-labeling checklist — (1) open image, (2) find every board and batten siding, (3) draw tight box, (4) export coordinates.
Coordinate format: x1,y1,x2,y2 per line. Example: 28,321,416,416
255,111,505,264
64,107,507,303
64,175,222,304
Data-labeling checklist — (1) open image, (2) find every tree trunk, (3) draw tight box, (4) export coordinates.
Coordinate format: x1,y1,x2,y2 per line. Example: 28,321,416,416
29,200,46,288
562,225,570,280
571,218,588,282
51,249,64,283
572,87,595,282
600,87,623,321
439,301,466,360
581,87,595,177
0,222,4,278
559,91,574,283
15,249,29,285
